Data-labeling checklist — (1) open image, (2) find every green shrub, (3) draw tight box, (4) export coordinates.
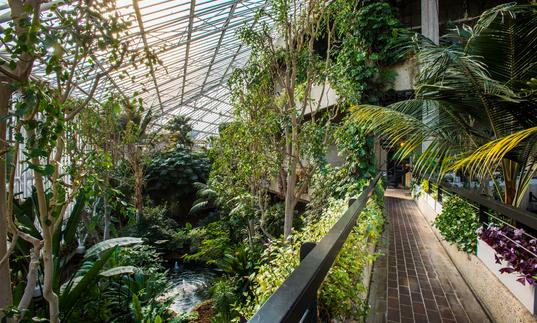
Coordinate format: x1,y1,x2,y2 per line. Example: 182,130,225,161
239,192,384,321
210,279,239,322
434,196,480,254
144,147,210,217
122,205,189,253
68,244,173,322
185,221,231,265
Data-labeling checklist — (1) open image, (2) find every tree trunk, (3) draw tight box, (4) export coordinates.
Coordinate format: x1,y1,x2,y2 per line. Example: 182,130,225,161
16,243,41,322
0,84,13,316
42,231,60,323
503,159,520,206
247,219,254,248
134,158,143,224
103,192,111,240
283,137,298,239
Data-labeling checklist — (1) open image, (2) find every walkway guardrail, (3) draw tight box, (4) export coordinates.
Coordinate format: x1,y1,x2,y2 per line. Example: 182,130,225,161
248,173,382,323
434,183,537,232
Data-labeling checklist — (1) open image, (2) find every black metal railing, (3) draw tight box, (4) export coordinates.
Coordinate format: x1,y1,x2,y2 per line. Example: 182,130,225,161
248,173,381,323
436,184,537,232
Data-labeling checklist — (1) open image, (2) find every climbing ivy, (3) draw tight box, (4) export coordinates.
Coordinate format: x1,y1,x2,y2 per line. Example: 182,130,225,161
329,0,405,104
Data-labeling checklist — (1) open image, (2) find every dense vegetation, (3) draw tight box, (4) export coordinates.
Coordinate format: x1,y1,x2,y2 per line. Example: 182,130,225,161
352,3,537,206
0,0,405,322
434,196,480,254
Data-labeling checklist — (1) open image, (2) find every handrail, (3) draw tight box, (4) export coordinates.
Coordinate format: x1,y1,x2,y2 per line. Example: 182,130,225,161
248,173,382,323
437,183,537,231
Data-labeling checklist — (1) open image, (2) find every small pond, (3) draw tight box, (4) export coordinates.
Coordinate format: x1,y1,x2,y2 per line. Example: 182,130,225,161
165,265,214,314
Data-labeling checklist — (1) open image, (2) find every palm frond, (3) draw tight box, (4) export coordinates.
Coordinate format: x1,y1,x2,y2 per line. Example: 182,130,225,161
450,127,537,182
189,201,209,215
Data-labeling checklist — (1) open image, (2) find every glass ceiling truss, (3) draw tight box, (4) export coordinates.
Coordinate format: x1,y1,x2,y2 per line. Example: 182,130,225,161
0,0,270,139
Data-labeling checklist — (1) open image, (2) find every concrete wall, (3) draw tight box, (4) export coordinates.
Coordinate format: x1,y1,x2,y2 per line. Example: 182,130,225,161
385,59,417,92
415,193,537,323
301,82,339,115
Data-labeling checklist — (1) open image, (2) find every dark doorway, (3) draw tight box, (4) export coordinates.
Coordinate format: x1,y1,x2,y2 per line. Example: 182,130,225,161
387,150,410,188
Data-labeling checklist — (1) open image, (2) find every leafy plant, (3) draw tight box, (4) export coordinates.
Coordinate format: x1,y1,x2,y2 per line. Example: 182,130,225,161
478,225,537,286
65,243,173,322
184,221,232,265
351,3,537,206
433,196,480,254
239,187,384,321
210,279,239,322
145,147,210,217
125,205,189,253
334,117,376,181
329,0,406,104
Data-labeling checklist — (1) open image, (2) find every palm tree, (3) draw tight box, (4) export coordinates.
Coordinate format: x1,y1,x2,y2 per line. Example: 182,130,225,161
352,3,537,206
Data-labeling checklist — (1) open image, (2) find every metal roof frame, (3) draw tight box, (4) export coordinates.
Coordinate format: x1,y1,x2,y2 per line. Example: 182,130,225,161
0,0,271,139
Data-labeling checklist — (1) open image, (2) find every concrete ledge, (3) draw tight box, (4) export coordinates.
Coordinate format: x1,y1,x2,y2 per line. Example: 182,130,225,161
415,193,537,323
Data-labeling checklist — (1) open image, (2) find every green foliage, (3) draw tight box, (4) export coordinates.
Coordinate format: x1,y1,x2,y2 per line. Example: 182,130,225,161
85,237,143,258
66,244,173,323
329,0,405,103
184,221,232,265
145,147,210,214
210,279,239,323
240,188,384,320
319,199,383,319
125,205,189,253
261,202,285,238
216,244,261,298
434,196,480,254
334,117,377,181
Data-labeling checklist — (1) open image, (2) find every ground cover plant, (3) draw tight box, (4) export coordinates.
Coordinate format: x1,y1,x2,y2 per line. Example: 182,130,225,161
478,225,537,286
434,196,480,254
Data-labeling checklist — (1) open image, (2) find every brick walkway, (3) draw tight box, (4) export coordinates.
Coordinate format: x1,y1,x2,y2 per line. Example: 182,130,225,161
367,189,491,323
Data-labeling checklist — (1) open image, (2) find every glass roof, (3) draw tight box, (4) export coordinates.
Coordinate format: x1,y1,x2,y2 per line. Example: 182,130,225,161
0,0,270,139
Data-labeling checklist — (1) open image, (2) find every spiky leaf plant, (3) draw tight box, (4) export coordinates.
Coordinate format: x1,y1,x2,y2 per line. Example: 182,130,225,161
352,3,537,206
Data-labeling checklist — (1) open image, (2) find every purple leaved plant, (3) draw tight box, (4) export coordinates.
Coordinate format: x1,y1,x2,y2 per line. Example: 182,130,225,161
478,225,537,286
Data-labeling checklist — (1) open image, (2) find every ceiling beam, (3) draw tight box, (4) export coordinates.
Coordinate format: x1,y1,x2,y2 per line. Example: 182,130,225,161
200,0,240,93
132,0,164,111
218,0,268,86
179,0,197,105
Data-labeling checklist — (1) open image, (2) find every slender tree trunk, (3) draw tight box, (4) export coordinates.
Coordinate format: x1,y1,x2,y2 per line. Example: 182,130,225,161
16,242,41,322
283,125,298,239
0,85,13,316
103,190,111,240
42,231,59,323
134,157,143,224
247,220,254,248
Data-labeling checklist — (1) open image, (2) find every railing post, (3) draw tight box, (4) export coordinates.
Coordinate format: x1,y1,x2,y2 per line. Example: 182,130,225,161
437,187,442,203
348,198,356,208
428,180,432,193
300,242,318,323
479,204,489,225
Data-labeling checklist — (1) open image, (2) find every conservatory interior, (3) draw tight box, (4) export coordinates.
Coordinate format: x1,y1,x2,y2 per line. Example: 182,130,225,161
0,0,536,322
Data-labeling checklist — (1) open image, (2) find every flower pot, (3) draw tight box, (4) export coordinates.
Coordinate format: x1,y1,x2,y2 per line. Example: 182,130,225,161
477,238,537,314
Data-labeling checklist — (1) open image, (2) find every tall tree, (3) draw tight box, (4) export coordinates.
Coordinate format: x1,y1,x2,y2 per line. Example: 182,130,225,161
235,0,337,239
0,1,153,321
352,3,537,206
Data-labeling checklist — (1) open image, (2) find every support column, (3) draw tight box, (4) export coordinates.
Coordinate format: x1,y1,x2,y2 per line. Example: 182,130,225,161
421,0,439,153
421,0,439,44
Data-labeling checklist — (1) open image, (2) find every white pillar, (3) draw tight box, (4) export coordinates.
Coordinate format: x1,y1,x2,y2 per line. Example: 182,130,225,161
421,0,439,153
421,0,439,44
